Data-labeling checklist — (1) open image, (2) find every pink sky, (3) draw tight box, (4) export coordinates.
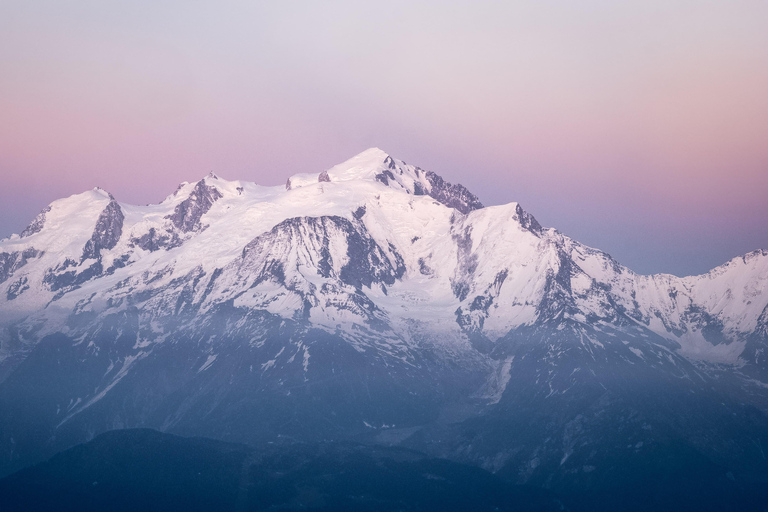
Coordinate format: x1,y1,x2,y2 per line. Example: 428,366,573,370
1,1,767,275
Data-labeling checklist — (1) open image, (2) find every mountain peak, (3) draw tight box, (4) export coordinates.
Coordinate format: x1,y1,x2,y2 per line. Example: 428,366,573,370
324,147,395,182
165,179,224,233
282,148,484,214
284,148,396,191
92,187,115,200
2,151,768,510
354,147,390,160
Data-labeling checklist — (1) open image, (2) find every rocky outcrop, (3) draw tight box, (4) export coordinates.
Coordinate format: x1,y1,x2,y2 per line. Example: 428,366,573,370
239,215,406,291
20,206,51,238
166,181,222,233
514,203,542,235
0,248,42,284
422,170,483,214
130,227,182,252
6,276,29,300
82,199,124,261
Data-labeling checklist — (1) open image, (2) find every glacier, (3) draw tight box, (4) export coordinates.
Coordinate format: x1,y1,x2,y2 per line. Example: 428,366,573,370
0,148,767,497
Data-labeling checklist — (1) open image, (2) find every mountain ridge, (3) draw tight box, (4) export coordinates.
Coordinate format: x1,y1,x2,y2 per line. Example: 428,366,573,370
0,149,766,490
2,148,767,371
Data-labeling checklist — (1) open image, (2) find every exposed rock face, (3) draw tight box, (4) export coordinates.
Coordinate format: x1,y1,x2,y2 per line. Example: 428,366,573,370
20,206,51,238
82,199,124,261
130,227,181,252
0,148,767,503
27,198,126,293
450,225,478,301
42,258,103,293
374,169,396,186
166,180,222,233
6,276,29,300
423,170,483,214
0,248,42,284
514,203,542,234
228,216,406,323
238,215,406,289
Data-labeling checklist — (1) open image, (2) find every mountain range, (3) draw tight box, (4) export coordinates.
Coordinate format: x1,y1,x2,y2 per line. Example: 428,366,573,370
1,148,767,507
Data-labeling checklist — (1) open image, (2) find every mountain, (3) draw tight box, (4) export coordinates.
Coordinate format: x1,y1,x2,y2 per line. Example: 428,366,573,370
0,428,563,512
1,148,767,506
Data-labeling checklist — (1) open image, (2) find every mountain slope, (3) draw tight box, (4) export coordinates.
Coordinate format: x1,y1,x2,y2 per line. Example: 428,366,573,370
0,148,767,496
3,149,766,366
0,429,565,512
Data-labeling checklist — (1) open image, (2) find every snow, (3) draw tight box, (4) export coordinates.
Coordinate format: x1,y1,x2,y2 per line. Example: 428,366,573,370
198,354,218,372
261,347,285,372
57,351,149,426
1,148,766,371
484,356,514,404
286,173,321,190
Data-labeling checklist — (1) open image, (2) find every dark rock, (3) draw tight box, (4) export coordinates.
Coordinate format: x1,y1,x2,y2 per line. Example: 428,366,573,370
424,171,483,214
0,248,43,285
418,257,433,276
241,216,405,291
82,200,124,261
450,226,478,301
130,228,181,252
166,181,222,233
374,169,396,186
20,206,51,238
384,155,398,170
105,254,130,275
43,260,103,293
6,276,29,300
514,203,542,235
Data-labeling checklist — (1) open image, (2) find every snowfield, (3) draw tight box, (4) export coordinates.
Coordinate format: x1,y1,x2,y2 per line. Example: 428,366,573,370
2,148,766,367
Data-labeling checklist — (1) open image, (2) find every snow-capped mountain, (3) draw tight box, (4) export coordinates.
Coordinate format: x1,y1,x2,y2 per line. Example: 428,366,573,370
1,148,767,490
2,148,766,366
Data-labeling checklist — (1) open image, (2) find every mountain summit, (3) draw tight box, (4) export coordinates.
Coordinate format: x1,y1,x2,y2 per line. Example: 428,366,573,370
285,147,483,214
0,149,767,503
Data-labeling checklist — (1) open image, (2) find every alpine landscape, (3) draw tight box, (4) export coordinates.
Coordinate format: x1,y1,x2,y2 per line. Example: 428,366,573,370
1,149,767,510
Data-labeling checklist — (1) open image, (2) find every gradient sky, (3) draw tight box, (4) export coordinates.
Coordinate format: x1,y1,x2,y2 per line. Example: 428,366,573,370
1,1,767,276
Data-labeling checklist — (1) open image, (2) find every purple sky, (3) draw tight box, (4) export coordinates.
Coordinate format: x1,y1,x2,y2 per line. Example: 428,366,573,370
1,1,767,276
